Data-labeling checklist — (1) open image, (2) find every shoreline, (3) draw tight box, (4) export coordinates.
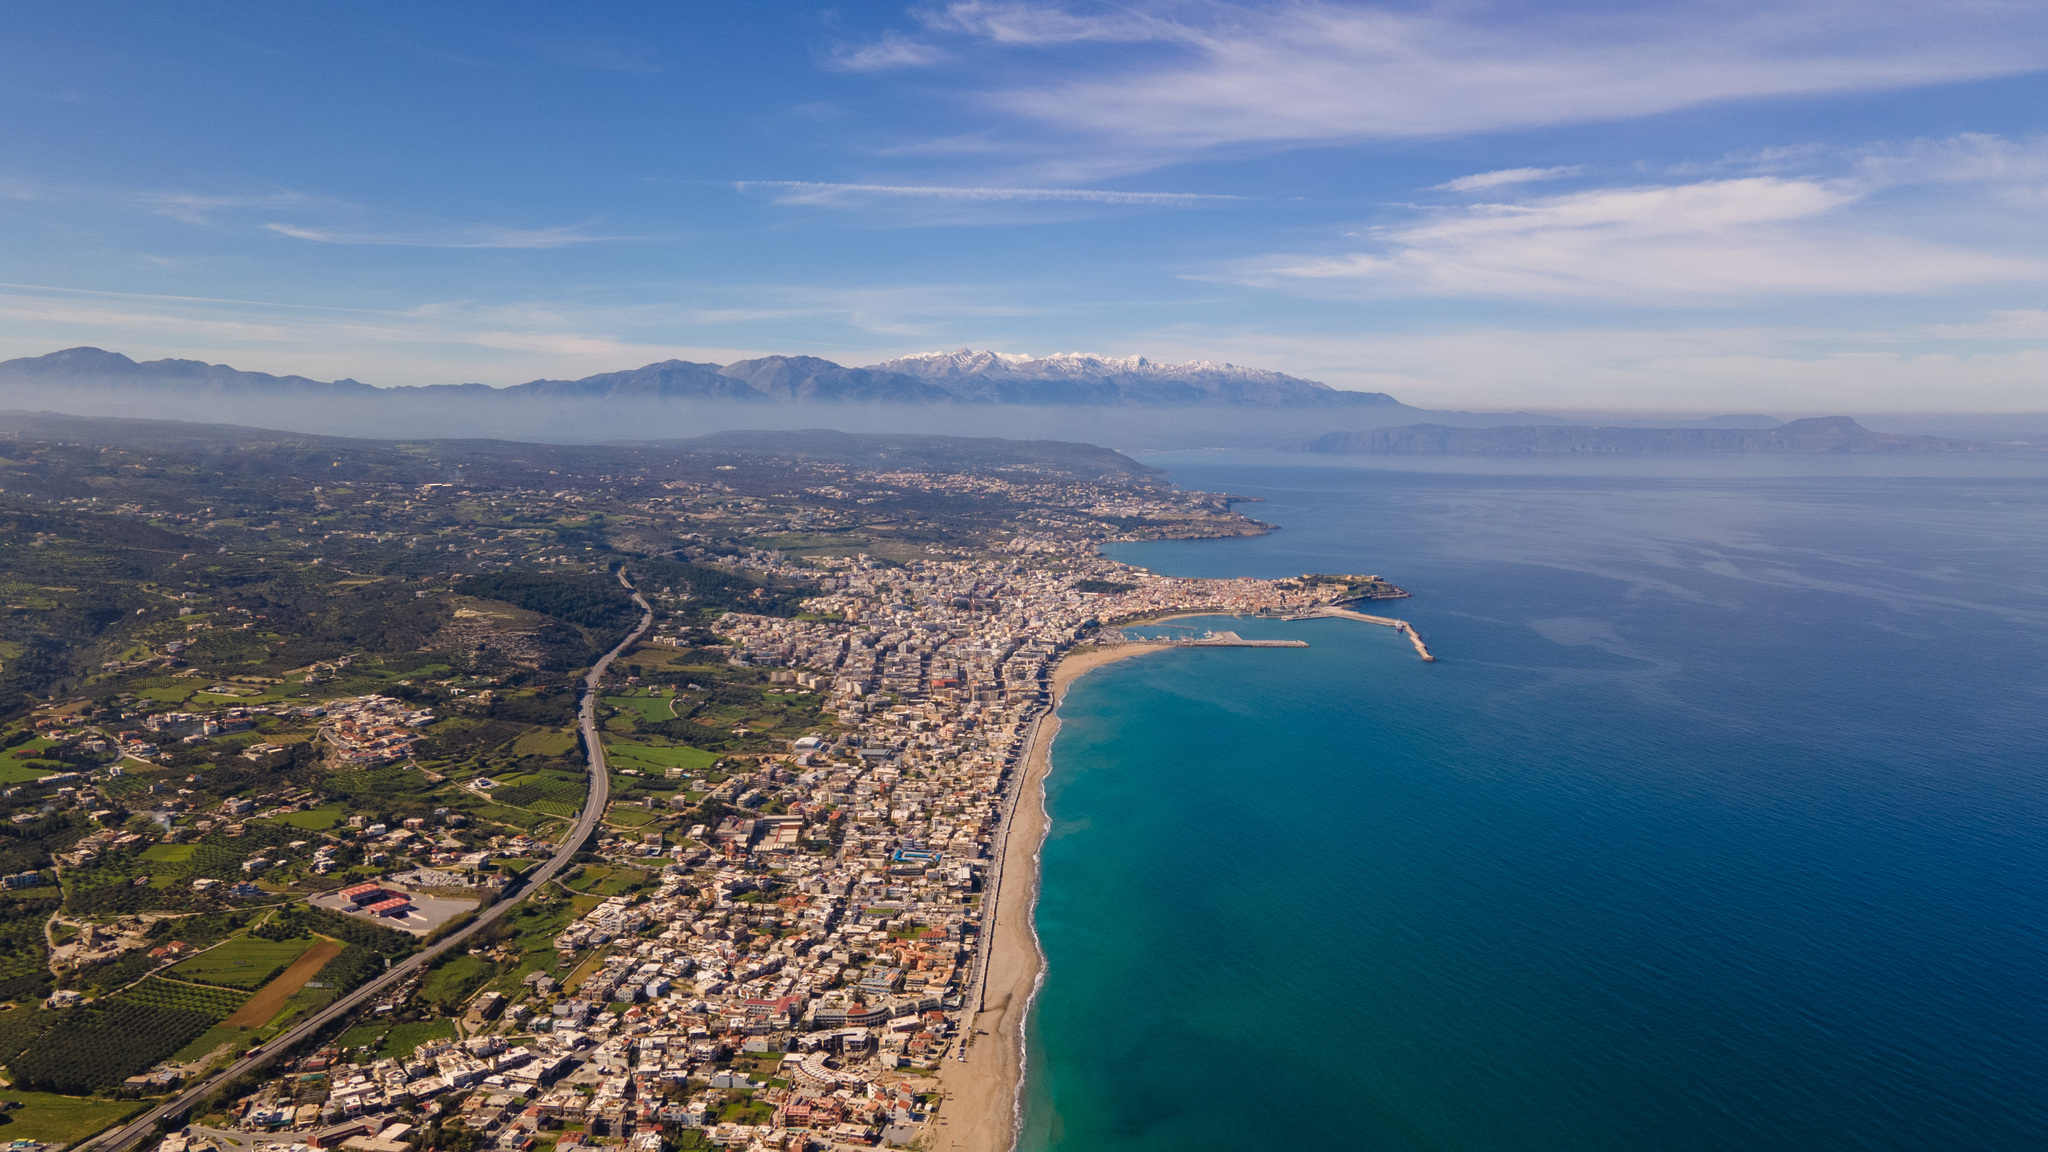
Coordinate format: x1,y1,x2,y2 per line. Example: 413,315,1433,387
930,642,1173,1152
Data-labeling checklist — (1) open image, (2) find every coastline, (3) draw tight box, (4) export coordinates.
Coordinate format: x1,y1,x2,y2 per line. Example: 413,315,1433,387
929,642,1172,1152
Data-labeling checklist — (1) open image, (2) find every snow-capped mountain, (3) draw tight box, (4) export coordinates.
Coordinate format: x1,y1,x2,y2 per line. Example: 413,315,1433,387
2,346,1397,408
865,348,1398,407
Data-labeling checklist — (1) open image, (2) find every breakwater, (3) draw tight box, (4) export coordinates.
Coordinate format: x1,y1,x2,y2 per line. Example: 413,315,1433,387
1287,606,1436,660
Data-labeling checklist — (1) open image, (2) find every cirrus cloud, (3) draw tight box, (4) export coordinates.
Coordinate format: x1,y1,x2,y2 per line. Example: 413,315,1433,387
735,180,1241,206
847,1,2048,177
1248,137,2048,300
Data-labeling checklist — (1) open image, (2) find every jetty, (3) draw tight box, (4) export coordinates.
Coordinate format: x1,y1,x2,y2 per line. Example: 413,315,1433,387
1185,630,1307,648
1283,606,1436,661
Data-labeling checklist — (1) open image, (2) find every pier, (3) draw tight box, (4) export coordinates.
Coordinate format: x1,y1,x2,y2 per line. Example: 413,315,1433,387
1284,606,1437,661
1184,629,1308,648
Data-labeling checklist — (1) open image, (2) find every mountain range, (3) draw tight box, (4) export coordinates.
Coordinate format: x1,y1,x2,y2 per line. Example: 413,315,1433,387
0,346,1399,408
0,347,2018,453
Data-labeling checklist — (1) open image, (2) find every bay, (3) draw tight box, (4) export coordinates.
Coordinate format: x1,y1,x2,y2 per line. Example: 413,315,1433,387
1018,453,2048,1151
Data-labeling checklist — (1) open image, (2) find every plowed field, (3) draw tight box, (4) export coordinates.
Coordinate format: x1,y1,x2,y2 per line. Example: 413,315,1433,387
221,938,342,1028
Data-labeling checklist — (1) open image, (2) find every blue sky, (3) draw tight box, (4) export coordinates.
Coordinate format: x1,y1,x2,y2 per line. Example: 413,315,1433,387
3,0,2047,410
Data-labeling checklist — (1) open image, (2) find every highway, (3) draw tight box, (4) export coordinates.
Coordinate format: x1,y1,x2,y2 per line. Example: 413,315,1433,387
80,570,652,1152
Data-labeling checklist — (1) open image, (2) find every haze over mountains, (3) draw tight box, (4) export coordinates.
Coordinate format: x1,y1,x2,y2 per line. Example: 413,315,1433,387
0,346,1398,407
0,346,1455,449
0,347,2029,453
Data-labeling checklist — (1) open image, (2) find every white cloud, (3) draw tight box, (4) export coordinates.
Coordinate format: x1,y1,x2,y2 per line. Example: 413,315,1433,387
919,1,1165,45
831,30,950,72
1853,132,2048,201
871,1,2048,174
1251,162,2048,299
261,222,612,249
135,190,315,226
735,180,1238,206
1925,309,2048,338
18,179,626,250
1433,166,1583,192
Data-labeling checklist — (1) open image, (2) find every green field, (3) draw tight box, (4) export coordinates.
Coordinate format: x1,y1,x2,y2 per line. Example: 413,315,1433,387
564,865,648,898
602,740,718,774
489,771,587,816
119,977,249,1019
168,936,316,989
136,685,196,704
510,728,577,757
604,694,676,723
0,761,56,785
336,1017,456,1059
140,843,196,864
604,805,660,828
256,985,336,1036
266,804,346,831
0,1090,144,1145
168,1024,247,1064
420,956,495,1012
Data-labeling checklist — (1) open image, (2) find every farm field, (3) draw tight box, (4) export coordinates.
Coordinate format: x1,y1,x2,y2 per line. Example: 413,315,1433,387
563,865,648,899
486,771,587,818
265,804,347,831
510,728,577,757
604,804,660,828
168,936,316,989
119,977,249,1019
419,955,494,1013
168,1024,245,1064
0,1090,143,1145
221,938,340,1027
604,694,675,723
601,740,717,774
337,1017,455,1059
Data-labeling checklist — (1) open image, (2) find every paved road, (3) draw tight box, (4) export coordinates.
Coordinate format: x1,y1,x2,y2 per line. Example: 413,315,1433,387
80,571,652,1152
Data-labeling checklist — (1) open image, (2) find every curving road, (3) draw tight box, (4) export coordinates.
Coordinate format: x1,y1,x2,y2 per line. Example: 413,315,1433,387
80,570,652,1152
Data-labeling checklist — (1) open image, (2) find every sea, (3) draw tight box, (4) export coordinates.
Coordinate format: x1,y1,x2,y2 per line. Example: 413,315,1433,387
1016,452,2048,1152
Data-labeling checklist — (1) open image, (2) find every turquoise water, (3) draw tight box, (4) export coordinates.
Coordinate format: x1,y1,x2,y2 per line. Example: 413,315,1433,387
1018,455,2048,1151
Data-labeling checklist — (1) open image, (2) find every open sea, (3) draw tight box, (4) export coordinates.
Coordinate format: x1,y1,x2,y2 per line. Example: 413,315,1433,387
1017,453,2048,1152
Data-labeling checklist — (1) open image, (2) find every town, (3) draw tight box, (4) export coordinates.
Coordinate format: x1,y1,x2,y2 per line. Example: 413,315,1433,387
0,420,1406,1152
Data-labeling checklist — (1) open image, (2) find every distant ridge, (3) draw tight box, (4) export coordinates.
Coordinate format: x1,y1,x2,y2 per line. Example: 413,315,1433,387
0,410,1157,480
0,345,381,397
1302,417,1990,455
0,346,1399,408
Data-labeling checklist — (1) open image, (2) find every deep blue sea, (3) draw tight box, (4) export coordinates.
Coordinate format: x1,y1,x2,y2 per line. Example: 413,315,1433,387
1017,453,2048,1152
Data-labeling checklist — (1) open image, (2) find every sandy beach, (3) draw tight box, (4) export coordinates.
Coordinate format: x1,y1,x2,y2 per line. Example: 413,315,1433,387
928,642,1171,1152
